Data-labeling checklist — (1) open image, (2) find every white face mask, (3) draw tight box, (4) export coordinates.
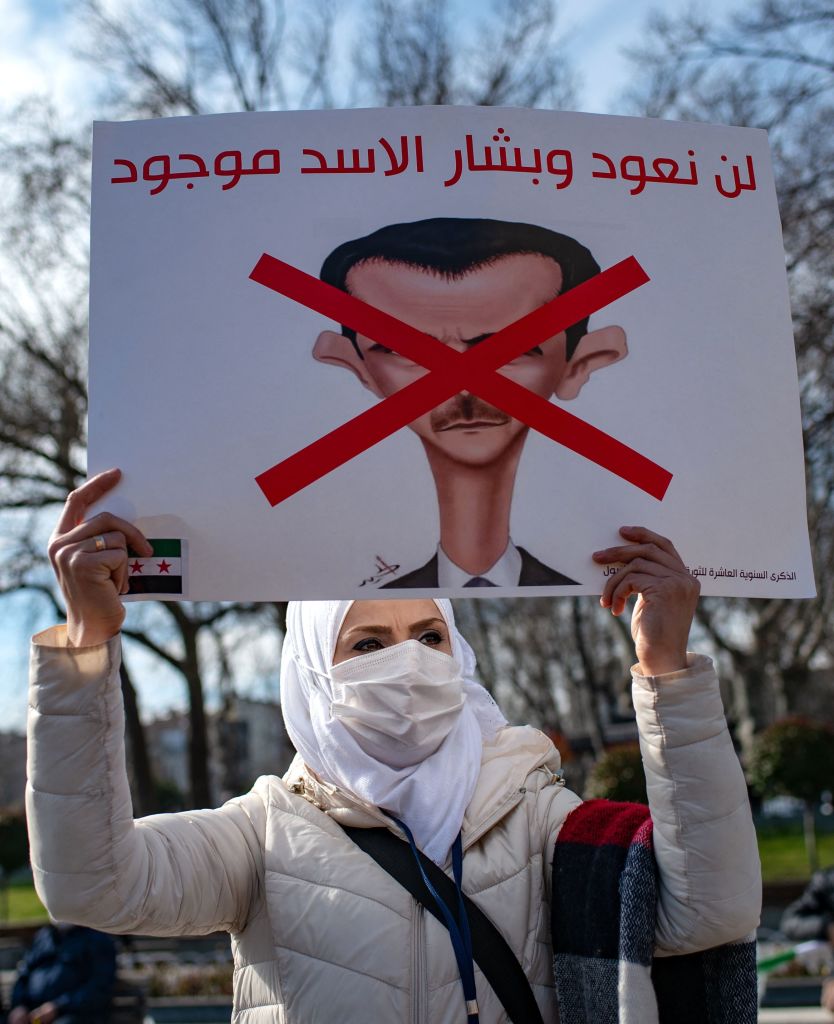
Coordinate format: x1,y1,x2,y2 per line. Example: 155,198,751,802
329,640,465,769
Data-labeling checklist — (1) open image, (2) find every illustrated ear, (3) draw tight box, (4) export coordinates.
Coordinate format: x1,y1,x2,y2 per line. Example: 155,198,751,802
554,326,628,400
312,330,383,396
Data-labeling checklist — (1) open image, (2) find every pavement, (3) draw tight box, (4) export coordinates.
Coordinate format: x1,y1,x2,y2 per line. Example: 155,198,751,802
759,1009,832,1022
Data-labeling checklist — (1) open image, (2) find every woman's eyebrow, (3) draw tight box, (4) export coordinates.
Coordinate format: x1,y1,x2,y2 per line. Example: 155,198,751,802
342,624,393,638
409,618,446,631
342,617,445,638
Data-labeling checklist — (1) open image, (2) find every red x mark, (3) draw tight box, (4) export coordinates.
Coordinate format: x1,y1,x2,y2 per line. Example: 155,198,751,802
250,254,672,506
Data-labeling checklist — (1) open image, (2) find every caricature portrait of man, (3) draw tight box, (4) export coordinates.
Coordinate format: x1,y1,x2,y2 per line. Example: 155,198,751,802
313,218,628,588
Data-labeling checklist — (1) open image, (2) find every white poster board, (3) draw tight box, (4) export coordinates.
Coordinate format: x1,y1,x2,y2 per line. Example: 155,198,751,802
88,106,815,600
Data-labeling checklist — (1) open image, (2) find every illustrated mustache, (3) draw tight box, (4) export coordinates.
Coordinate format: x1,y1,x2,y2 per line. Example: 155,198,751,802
430,393,511,431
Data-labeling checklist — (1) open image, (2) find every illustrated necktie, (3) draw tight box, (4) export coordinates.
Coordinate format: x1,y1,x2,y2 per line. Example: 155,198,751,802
463,577,497,587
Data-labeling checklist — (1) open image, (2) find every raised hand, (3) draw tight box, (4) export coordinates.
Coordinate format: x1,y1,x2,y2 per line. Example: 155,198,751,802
48,468,152,646
593,526,700,676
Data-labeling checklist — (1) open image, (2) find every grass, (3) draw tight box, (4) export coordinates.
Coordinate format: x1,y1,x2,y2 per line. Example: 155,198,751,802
0,881,47,924
758,831,834,882
0,829,831,923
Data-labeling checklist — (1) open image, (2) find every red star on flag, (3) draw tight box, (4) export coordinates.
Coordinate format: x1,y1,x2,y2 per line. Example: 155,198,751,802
129,560,144,574
157,560,172,574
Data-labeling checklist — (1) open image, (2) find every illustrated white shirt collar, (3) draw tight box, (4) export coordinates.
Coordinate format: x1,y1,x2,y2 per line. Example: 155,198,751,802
436,539,522,588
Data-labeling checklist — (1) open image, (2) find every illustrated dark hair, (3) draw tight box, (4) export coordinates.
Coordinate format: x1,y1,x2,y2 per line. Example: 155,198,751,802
319,218,601,360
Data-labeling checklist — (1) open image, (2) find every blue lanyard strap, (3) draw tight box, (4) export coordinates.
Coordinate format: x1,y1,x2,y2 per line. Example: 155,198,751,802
390,817,479,1024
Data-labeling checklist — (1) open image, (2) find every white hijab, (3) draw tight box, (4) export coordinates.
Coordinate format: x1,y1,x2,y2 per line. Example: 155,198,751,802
280,599,507,864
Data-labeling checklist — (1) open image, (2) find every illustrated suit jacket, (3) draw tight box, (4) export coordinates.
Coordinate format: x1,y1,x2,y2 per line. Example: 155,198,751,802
381,546,579,588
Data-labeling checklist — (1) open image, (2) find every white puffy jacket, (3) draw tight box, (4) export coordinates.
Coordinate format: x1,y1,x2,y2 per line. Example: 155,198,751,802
27,628,761,1023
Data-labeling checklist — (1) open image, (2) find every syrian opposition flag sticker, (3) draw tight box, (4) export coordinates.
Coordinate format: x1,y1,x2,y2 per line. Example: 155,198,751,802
126,539,184,595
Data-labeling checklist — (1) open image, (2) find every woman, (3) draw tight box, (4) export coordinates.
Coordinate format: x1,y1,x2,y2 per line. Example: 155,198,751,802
27,469,761,1023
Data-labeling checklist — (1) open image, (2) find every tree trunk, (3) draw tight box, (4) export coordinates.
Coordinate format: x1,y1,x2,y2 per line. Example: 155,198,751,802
571,600,606,758
731,668,757,764
119,658,156,816
183,637,212,808
803,801,819,874
164,603,213,808
457,600,499,693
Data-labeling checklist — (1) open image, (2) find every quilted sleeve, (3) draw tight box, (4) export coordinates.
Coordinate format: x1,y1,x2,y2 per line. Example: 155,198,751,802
27,626,266,937
632,654,762,954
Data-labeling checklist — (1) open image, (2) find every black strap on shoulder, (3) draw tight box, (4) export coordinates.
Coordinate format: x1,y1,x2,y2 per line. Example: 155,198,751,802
342,825,545,1024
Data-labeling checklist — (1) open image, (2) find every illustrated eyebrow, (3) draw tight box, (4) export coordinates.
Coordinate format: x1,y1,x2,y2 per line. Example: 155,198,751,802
370,334,541,355
463,334,542,354
369,334,493,351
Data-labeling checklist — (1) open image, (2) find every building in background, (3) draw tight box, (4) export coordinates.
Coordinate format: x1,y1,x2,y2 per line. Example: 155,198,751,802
142,696,293,808
213,696,294,803
142,711,191,801
0,732,26,809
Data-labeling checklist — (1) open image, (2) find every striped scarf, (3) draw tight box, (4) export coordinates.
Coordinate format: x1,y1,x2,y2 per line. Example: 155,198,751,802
552,799,757,1024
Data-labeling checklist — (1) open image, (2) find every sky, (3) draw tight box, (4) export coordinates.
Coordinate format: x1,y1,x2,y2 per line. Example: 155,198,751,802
0,0,727,732
0,0,725,120
0,0,93,113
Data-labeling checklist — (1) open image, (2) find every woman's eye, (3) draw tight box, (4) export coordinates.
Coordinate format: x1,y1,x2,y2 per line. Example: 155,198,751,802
354,637,384,653
419,630,443,646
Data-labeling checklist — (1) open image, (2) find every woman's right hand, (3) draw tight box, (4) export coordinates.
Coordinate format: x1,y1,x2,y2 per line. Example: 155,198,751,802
48,468,153,647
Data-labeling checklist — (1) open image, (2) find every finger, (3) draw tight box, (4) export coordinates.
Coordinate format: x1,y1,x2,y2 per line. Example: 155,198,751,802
60,541,128,575
53,511,152,559
54,469,122,535
593,541,681,572
600,558,671,608
119,545,136,594
83,533,130,595
604,563,699,614
616,525,682,562
81,530,128,555
601,563,640,609
606,572,656,615
92,547,132,599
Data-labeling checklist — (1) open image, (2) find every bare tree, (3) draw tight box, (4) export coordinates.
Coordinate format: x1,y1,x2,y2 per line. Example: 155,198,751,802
1,0,587,808
353,0,573,108
454,597,633,752
625,0,834,750
0,97,282,808
76,0,326,116
74,0,576,118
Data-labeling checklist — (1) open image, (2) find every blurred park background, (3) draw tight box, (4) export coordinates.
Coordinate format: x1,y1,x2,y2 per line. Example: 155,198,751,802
0,0,832,1016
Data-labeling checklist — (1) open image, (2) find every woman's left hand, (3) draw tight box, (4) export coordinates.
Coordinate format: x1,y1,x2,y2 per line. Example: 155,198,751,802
592,526,700,677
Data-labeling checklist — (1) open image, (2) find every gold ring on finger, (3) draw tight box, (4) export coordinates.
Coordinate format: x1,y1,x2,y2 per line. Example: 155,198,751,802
93,534,106,552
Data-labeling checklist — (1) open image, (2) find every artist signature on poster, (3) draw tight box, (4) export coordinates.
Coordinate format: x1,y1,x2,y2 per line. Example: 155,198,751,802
358,555,401,587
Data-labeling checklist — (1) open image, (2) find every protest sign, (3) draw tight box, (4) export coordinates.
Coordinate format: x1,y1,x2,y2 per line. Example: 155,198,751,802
88,106,815,599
